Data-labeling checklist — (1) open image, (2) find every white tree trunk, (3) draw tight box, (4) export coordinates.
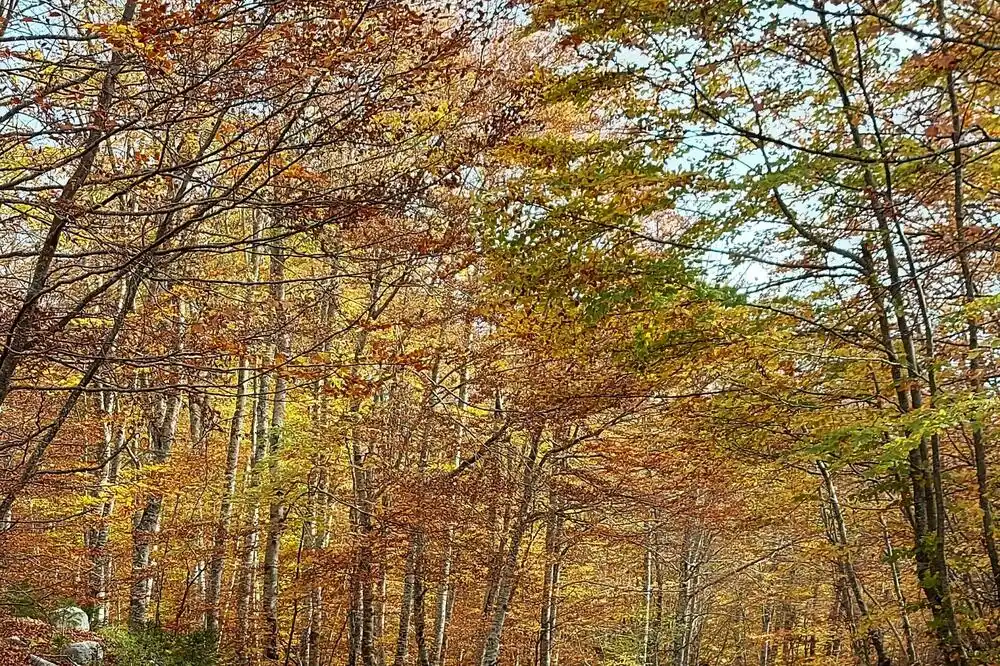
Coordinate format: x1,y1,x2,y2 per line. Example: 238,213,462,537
129,387,182,627
206,362,249,637
263,245,289,661
236,367,270,665
87,387,126,627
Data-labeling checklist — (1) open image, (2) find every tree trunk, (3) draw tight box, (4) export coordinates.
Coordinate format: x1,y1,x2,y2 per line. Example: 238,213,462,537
651,539,664,666
642,540,654,666
300,470,318,666
348,560,363,666
814,7,964,657
397,367,438,666
307,476,328,666
395,532,420,666
818,461,890,666
236,367,271,665
879,513,917,664
537,505,561,666
206,362,249,637
130,386,182,628
307,285,336,666
188,373,212,623
433,367,468,666
479,429,540,666
671,525,708,666
86,387,126,628
759,602,773,666
413,537,431,666
263,244,290,662
348,417,377,666
933,0,1000,604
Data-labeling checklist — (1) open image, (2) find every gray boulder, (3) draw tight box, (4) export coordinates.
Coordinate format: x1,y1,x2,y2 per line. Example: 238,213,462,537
64,640,103,665
51,605,90,632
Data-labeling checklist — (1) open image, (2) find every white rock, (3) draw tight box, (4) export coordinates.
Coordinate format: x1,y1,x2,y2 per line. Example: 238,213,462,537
51,606,90,631
29,656,57,666
64,640,103,665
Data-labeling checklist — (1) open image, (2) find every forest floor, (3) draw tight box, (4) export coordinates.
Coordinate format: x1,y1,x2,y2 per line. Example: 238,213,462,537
0,615,100,666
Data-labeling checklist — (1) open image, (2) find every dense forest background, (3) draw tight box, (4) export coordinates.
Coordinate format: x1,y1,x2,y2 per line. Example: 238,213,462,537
1,0,999,665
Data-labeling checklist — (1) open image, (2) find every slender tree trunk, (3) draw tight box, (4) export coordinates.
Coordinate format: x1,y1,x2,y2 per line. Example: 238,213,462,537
482,391,510,622
686,534,708,666
814,7,964,657
432,517,456,666
307,285,336,666
932,0,1000,604
348,558,363,666
87,386,126,628
307,468,329,666
300,471,318,666
206,362,249,637
818,462,890,666
397,367,438,666
344,322,378,666
671,529,690,666
879,513,917,664
237,367,271,665
671,525,708,666
395,532,420,666
376,559,388,666
361,550,377,666
188,377,212,624
413,537,430,666
264,244,290,662
651,538,663,666
180,373,209,624
432,367,468,666
130,387,182,628
537,504,561,666
759,602,773,666
642,540,654,666
479,429,540,666
348,415,377,666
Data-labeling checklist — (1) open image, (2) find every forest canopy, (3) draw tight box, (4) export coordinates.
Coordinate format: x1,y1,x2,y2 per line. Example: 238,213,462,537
0,0,999,665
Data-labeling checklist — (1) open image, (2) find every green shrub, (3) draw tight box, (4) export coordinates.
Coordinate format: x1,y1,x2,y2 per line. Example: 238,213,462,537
99,624,217,666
